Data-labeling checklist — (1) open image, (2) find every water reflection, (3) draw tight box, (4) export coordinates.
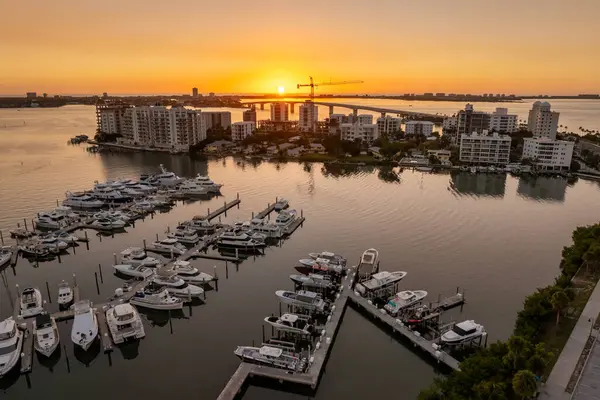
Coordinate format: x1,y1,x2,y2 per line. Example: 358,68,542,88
517,176,568,203
117,339,140,360
97,152,209,180
73,339,101,367
139,308,186,328
36,345,62,372
449,172,507,198
378,167,401,184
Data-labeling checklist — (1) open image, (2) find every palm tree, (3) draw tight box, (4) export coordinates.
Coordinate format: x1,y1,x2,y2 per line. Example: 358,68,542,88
551,289,570,326
512,370,537,399
507,336,529,370
474,381,506,400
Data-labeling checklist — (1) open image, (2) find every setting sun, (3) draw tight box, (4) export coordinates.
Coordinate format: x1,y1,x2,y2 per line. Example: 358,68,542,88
277,86,285,94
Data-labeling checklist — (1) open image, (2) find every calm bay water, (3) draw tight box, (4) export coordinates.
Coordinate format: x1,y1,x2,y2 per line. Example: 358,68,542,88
1,106,600,399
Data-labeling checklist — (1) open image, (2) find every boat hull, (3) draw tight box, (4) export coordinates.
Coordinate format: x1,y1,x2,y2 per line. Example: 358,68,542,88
0,330,23,377
130,299,183,310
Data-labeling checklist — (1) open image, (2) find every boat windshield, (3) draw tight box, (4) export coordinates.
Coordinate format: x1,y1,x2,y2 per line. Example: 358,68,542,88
452,325,475,336
114,311,134,321
0,343,18,355
0,327,16,340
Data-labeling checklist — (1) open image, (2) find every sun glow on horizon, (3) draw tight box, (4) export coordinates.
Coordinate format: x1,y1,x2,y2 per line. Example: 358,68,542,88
277,86,285,94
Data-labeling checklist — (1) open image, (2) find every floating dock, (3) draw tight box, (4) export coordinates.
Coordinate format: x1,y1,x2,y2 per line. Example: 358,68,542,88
20,320,34,373
96,308,114,352
433,291,465,311
206,198,241,221
255,203,276,219
284,217,305,236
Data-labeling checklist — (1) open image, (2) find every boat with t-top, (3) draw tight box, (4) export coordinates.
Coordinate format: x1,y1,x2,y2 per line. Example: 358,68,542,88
275,290,327,312
234,345,306,372
357,248,379,279
33,313,59,357
264,313,314,336
120,247,161,267
168,260,214,284
356,271,407,296
20,287,44,318
383,290,428,315
130,286,183,310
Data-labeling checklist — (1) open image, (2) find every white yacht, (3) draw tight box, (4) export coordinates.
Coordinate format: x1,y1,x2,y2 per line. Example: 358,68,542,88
149,238,187,256
105,303,145,344
0,317,23,377
184,217,216,234
35,209,77,230
126,182,156,194
192,174,223,193
356,271,408,295
91,185,129,203
151,274,204,298
88,217,126,230
273,198,289,211
295,258,345,275
19,244,51,258
147,194,172,208
130,286,183,310
251,221,283,239
57,280,74,306
177,180,210,196
93,210,131,223
275,290,326,312
358,248,379,278
63,192,105,209
20,287,44,318
120,187,145,198
217,230,266,248
275,209,297,228
290,273,334,290
383,290,428,315
166,229,200,245
234,345,305,372
113,264,155,279
71,300,98,351
36,234,70,250
441,320,485,345
33,313,59,357
0,247,12,268
120,247,161,267
264,314,314,335
53,231,80,244
132,199,155,211
154,164,184,187
168,260,214,284
308,251,346,266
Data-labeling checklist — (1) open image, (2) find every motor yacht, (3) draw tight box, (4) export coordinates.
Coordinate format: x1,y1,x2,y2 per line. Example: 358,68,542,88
0,247,12,269
120,187,145,198
93,210,131,223
217,230,266,248
132,200,155,211
177,180,210,196
105,303,145,344
113,264,155,279
71,300,98,351
151,273,204,298
441,320,485,345
289,273,334,291
308,251,347,266
357,248,379,278
19,244,51,258
273,198,289,211
57,280,74,307
149,238,187,256
153,164,184,187
91,185,130,203
184,216,216,234
274,209,297,228
20,287,44,318
9,228,35,239
147,194,173,208
250,221,283,239
63,192,105,209
168,260,214,284
234,345,305,372
275,290,326,312
33,313,59,357
166,229,200,245
264,314,314,336
120,247,161,267
130,286,183,310
88,217,126,230
35,209,77,230
356,271,408,295
294,258,345,276
192,174,222,193
53,231,80,244
0,317,23,377
36,234,70,250
383,290,428,315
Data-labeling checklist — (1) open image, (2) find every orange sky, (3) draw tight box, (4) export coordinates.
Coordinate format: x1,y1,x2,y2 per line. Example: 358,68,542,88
1,0,599,95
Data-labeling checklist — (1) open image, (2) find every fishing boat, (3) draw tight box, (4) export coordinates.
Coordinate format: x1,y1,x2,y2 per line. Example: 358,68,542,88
105,303,145,344
0,317,23,377
70,300,98,351
264,314,314,335
441,320,485,345
234,345,306,372
19,244,51,258
57,280,74,307
168,260,214,284
275,290,327,312
20,287,44,318
120,247,161,267
130,286,183,310
357,248,379,278
383,290,428,315
113,264,155,279
294,258,345,276
0,247,12,268
36,234,70,250
33,313,59,357
166,229,200,245
289,273,334,291
356,271,408,295
273,198,289,211
53,231,80,244
308,251,347,266
151,274,204,299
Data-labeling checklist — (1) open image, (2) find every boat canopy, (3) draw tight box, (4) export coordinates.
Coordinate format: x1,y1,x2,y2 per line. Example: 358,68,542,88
280,314,299,323
35,313,52,329
259,346,283,357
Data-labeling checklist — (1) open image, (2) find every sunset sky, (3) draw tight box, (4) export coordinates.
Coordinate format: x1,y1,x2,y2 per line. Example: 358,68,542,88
1,0,599,96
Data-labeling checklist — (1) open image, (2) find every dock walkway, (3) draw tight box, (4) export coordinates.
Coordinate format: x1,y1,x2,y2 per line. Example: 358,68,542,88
206,198,241,221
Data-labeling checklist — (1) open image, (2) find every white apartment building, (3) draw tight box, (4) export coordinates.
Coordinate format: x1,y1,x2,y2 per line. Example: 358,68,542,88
231,121,255,142
405,121,434,136
202,111,232,130
376,116,402,136
340,123,379,142
459,130,511,165
489,108,518,133
299,102,318,132
442,116,457,130
528,101,559,140
270,103,289,122
522,137,574,170
357,114,373,125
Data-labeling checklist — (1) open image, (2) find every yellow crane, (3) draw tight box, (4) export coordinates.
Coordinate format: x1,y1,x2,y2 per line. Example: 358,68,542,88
297,76,364,100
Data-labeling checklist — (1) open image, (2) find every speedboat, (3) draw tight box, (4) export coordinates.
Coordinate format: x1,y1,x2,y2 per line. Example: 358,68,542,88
295,258,345,276
57,280,74,306
53,231,80,244
20,287,44,318
217,230,266,248
63,192,105,209
166,229,200,245
150,238,187,256
356,271,408,295
357,248,379,278
120,247,161,267
153,164,184,187
275,209,297,228
152,274,204,299
290,273,334,291
113,264,155,279
177,180,210,196
308,251,346,266
383,290,428,315
19,244,51,258
264,314,314,335
168,260,214,284
275,290,326,312
33,313,59,357
36,234,69,250
234,345,305,372
71,300,98,351
192,174,223,193
130,286,183,310
0,247,12,268
0,317,23,377
88,217,126,230
273,198,289,211
105,303,145,344
441,320,485,345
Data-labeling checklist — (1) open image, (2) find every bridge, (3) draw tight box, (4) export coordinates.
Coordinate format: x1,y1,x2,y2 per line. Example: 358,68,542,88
241,100,442,120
